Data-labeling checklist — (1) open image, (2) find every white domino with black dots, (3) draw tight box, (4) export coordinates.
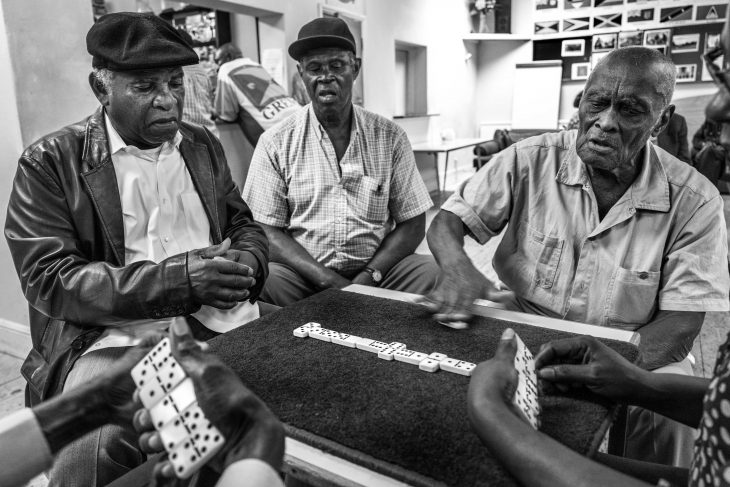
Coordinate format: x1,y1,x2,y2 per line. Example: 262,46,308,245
292,323,477,377
131,338,226,479
512,333,541,430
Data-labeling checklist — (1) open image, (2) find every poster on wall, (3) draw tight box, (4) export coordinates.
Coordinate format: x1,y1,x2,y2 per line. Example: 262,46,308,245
643,29,670,47
535,21,560,34
563,17,590,31
592,33,616,51
536,0,559,10
593,13,621,29
659,6,693,24
562,39,585,56
702,54,723,81
670,33,700,53
565,0,590,8
571,62,591,80
697,4,727,21
676,64,697,82
618,31,643,48
627,9,654,23
593,0,622,7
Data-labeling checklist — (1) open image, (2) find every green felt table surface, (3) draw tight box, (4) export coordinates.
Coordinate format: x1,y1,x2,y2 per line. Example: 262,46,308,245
208,289,639,487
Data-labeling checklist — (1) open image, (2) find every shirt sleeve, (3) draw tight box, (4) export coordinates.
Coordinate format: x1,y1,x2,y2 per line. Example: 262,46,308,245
214,70,240,123
242,135,291,228
440,144,519,245
0,408,53,487
388,129,433,223
216,459,285,487
659,194,730,312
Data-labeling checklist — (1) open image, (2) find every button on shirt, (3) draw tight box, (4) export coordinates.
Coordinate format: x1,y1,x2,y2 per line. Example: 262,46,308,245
244,104,433,274
87,116,258,353
442,131,730,330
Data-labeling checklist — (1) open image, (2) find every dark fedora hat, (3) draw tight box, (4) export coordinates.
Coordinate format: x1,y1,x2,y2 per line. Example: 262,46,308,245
288,17,356,61
87,12,198,70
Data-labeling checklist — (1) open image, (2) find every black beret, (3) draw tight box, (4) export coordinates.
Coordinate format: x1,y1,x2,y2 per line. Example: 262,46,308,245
87,12,198,70
288,17,356,61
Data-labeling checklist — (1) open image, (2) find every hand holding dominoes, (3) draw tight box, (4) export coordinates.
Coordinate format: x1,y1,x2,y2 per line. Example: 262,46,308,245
467,328,541,430
132,320,285,481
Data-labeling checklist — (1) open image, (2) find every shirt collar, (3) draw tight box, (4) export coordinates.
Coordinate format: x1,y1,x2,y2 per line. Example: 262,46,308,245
307,103,360,141
557,136,670,212
104,111,182,161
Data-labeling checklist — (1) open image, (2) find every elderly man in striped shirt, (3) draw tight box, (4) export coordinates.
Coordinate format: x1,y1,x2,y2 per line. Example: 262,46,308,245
243,17,438,306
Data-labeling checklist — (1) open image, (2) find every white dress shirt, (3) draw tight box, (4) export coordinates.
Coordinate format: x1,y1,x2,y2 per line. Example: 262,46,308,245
85,116,258,354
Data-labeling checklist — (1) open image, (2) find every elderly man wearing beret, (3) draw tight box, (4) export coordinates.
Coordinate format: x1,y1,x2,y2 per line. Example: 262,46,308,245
243,17,438,306
4,13,269,486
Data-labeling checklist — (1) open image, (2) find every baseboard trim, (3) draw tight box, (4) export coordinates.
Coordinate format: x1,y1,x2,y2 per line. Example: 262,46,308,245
0,318,31,359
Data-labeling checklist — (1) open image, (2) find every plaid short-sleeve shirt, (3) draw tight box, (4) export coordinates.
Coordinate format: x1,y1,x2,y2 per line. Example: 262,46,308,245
243,104,432,274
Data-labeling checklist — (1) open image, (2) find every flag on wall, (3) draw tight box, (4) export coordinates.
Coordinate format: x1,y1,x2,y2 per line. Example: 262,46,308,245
535,21,559,35
563,17,590,31
697,4,727,21
594,0,622,7
593,13,621,29
564,0,590,8
659,5,693,23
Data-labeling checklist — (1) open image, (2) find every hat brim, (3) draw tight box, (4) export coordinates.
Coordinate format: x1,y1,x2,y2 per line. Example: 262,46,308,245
288,35,356,61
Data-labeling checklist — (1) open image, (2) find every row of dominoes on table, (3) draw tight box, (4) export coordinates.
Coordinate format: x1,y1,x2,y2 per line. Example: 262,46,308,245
293,322,477,376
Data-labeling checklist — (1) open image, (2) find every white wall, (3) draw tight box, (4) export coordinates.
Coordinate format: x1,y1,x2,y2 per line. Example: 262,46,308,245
0,1,28,325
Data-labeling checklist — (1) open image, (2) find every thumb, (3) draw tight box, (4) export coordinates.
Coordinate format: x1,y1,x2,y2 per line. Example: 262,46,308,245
169,320,208,365
537,363,592,384
200,237,232,259
494,328,517,362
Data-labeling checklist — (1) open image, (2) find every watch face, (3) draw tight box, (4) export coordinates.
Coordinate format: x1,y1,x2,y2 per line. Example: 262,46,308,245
371,269,382,282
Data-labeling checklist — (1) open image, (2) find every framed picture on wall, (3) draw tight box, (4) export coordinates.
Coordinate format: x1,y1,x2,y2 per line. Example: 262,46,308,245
627,8,654,23
671,33,700,53
592,33,616,52
643,29,670,47
535,21,560,34
536,0,559,10
562,39,585,57
707,33,721,51
618,31,643,48
702,55,723,81
571,62,591,80
676,64,697,83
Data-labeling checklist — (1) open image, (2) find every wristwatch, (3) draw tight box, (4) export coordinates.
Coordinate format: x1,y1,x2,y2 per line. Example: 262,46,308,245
364,267,383,285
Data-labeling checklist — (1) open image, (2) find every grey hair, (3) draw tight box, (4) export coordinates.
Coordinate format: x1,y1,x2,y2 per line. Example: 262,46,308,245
590,46,676,106
91,67,114,93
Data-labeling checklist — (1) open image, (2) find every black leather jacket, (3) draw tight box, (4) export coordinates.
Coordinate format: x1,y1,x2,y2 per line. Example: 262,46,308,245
4,107,268,405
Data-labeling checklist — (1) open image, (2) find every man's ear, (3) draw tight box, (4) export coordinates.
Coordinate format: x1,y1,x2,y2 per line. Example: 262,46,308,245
352,57,362,80
651,104,675,137
296,63,304,78
88,72,110,106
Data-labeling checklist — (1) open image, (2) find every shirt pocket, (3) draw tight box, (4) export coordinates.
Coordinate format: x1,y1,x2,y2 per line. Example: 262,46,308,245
525,224,564,289
356,175,388,223
180,192,211,248
605,267,660,326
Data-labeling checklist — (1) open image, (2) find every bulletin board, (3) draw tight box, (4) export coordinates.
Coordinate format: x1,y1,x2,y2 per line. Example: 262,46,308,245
531,0,724,83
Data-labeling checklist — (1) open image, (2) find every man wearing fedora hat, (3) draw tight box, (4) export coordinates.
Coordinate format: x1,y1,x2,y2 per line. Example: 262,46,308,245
244,17,438,306
4,12,269,486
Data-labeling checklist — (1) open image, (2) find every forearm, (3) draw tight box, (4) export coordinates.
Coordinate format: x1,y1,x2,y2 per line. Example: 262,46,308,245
636,310,704,370
629,371,709,428
365,215,425,275
33,377,114,454
470,401,649,487
262,224,343,289
426,210,475,268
